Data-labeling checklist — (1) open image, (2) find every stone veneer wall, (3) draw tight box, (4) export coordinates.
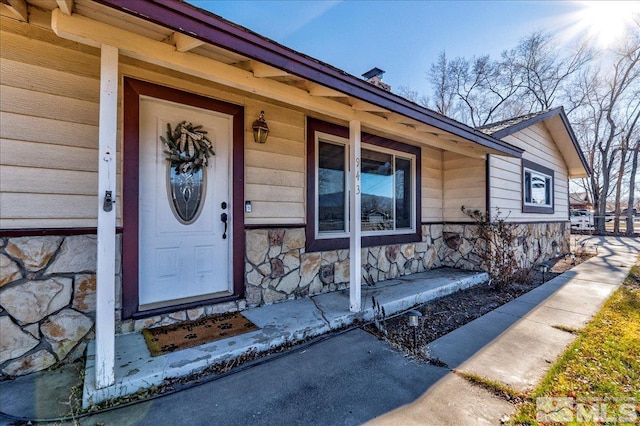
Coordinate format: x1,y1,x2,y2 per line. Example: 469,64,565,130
0,235,104,377
244,222,569,306
0,221,568,376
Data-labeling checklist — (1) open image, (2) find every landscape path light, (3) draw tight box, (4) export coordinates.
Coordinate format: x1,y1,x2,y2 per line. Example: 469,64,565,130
408,310,422,351
539,262,550,283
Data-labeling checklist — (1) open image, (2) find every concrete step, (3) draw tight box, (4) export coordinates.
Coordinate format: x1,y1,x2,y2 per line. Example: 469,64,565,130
82,268,488,407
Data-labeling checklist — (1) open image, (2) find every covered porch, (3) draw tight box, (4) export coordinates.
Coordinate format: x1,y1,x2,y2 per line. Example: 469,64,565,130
26,0,518,396
82,268,488,407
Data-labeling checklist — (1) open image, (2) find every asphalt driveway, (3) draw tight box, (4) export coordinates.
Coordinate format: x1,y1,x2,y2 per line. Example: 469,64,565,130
67,329,448,425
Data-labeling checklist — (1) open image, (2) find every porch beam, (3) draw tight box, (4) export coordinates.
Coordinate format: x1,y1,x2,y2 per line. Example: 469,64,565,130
56,0,73,15
414,126,486,155
171,31,204,52
3,0,28,22
95,44,118,389
351,99,388,113
349,120,362,313
251,61,290,78
387,113,417,125
50,10,493,159
308,83,349,98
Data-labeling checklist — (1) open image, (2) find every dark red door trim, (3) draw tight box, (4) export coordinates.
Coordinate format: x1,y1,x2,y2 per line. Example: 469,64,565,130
122,78,245,319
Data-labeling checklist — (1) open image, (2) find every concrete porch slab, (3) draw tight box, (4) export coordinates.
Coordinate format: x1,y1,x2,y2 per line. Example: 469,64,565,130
313,269,489,328
82,268,488,408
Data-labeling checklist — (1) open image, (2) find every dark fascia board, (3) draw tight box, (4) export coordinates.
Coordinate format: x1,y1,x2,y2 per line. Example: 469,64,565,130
557,108,592,176
93,0,523,158
490,107,590,174
489,108,563,139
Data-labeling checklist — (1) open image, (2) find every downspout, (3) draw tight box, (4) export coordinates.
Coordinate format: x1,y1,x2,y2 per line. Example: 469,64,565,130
486,154,491,219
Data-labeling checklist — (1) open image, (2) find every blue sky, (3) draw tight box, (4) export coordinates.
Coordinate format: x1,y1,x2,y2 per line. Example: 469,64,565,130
190,1,622,97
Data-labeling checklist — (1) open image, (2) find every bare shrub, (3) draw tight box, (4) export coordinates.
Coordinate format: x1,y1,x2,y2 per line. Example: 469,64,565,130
461,206,532,289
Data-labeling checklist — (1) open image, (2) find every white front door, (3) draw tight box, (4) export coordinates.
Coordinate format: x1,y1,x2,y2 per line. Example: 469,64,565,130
138,97,232,309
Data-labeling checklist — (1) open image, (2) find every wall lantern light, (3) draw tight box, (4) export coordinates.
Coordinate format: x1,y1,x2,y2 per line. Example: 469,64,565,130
252,110,269,143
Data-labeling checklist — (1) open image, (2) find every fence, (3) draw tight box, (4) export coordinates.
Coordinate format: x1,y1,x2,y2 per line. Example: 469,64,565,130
571,213,640,236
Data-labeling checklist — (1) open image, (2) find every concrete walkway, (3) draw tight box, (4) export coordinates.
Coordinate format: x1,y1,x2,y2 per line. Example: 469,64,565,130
368,236,640,425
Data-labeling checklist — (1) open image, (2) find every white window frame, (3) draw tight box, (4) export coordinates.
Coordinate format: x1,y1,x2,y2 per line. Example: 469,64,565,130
523,167,553,208
314,133,416,240
315,132,350,239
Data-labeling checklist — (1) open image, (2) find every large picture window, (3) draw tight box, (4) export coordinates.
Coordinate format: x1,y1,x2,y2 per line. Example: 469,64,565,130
307,118,421,251
522,159,554,214
317,139,347,234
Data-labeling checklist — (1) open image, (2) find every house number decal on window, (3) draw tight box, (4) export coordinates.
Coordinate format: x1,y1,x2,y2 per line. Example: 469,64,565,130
355,157,361,194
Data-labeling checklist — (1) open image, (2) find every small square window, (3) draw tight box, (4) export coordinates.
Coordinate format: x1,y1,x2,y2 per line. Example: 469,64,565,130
522,160,554,214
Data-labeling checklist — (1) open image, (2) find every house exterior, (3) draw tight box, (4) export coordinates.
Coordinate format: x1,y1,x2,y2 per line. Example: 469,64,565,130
569,192,593,210
479,109,591,259
0,0,589,386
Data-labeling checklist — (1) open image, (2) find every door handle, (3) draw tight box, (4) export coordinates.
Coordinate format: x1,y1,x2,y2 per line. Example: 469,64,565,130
220,212,228,240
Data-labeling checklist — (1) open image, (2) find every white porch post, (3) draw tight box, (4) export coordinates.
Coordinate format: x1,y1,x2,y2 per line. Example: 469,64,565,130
349,120,362,312
95,44,118,389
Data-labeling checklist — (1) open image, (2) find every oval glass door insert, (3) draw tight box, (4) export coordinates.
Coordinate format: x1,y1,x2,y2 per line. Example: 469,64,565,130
167,166,206,224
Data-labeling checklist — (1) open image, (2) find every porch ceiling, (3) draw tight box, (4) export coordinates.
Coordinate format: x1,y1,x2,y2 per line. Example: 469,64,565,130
6,0,524,160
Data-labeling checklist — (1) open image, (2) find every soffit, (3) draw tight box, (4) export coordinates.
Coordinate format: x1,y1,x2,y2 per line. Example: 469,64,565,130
12,0,521,159
544,115,589,178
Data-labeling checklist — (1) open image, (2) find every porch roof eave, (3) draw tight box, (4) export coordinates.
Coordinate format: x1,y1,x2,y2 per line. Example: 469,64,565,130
88,0,522,159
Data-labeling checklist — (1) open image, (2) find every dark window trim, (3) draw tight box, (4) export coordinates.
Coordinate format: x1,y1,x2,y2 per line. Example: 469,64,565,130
485,154,491,215
306,118,421,252
522,159,555,214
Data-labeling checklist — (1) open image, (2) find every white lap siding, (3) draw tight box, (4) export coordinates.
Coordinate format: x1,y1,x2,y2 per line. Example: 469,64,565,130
0,16,103,229
0,12,307,229
442,151,486,221
421,145,444,222
489,123,569,222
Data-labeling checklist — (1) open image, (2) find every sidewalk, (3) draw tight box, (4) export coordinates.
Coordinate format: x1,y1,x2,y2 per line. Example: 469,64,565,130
368,236,640,425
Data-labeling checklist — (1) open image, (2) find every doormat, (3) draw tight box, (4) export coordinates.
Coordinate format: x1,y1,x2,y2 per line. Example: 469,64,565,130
142,312,259,357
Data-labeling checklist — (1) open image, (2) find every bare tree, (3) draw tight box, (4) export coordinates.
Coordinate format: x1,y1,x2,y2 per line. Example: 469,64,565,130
417,26,639,235
504,31,593,111
395,85,429,107
426,31,592,127
627,139,639,234
613,105,640,232
427,53,522,126
428,51,456,116
572,33,640,232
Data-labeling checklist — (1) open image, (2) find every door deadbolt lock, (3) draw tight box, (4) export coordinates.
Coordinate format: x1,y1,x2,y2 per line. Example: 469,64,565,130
103,190,114,212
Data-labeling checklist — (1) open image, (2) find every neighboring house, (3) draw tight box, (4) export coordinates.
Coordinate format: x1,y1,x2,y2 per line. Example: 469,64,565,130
569,192,593,210
0,0,589,387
